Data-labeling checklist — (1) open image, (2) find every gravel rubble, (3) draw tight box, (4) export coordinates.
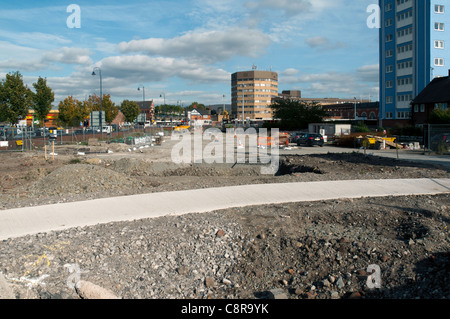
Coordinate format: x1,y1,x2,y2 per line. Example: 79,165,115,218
0,143,449,300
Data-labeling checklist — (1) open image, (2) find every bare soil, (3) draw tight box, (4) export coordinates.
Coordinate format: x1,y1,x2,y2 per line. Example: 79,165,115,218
0,140,449,299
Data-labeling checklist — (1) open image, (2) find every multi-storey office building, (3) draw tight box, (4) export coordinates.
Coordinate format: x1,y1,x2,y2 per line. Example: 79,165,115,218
231,70,279,121
379,0,450,127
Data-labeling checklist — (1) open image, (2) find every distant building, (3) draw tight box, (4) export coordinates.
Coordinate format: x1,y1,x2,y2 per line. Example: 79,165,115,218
379,0,450,127
411,71,450,126
26,110,59,127
135,100,155,123
231,69,279,121
188,107,212,126
324,102,380,121
275,90,371,105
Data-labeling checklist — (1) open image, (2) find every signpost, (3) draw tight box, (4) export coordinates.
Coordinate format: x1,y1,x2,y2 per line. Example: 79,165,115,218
90,111,105,128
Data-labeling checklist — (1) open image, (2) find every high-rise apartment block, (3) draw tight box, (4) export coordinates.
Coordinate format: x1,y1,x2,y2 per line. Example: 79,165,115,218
379,0,450,126
231,70,278,121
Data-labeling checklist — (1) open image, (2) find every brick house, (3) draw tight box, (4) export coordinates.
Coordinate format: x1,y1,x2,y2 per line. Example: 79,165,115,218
411,73,450,127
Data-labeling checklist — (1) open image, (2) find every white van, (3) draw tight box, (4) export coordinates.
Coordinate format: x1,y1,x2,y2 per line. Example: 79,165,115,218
102,126,112,133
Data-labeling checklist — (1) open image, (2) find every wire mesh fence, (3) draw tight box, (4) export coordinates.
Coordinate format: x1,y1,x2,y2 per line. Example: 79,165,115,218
424,124,450,154
0,125,171,152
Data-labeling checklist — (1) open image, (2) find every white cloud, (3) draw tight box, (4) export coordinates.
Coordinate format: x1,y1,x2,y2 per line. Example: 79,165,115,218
305,36,347,50
278,67,378,98
0,44,93,73
118,28,272,63
43,47,93,65
356,64,379,82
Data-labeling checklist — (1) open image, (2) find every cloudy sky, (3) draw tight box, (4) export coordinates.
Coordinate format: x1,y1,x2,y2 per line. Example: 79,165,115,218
0,0,380,108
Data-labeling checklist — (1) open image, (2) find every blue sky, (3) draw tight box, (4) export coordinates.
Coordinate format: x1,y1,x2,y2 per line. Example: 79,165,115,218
0,0,380,107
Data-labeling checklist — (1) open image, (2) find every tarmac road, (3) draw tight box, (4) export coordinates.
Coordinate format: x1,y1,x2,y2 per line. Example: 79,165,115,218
279,145,450,171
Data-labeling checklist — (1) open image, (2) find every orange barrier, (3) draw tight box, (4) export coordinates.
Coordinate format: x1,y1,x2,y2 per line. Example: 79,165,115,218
257,137,275,146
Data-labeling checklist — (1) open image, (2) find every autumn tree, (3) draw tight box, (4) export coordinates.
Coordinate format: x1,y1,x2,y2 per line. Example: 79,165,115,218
88,94,119,125
32,77,54,127
57,96,86,127
0,71,33,124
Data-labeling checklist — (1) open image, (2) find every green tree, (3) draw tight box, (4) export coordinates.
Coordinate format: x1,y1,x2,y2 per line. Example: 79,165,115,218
32,77,54,127
269,99,328,130
120,100,141,123
187,102,206,111
429,108,450,124
0,71,33,124
88,94,119,125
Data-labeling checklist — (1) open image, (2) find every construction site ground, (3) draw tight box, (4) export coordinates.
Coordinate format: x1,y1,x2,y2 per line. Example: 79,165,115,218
0,136,449,300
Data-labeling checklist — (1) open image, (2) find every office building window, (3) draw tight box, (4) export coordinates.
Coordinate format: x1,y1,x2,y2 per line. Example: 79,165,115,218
386,49,393,57
386,65,393,73
397,27,413,37
435,40,445,49
397,43,413,54
385,19,393,27
385,3,393,12
435,22,445,31
397,10,413,22
435,58,445,66
386,80,393,88
386,34,393,42
435,5,445,13
386,96,393,104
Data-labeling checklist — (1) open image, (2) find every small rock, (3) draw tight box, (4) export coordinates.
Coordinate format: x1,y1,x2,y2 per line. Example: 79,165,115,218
222,279,232,285
322,279,331,288
267,288,288,299
348,292,362,299
75,280,119,299
336,277,345,289
331,291,339,299
216,229,225,238
205,277,215,288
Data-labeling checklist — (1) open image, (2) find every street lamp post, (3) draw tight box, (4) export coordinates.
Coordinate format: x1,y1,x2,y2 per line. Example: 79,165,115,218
91,67,103,138
160,93,166,122
138,86,145,124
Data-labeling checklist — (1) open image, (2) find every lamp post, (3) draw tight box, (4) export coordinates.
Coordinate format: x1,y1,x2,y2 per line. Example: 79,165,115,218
160,93,166,122
354,97,357,120
91,67,103,138
138,86,145,124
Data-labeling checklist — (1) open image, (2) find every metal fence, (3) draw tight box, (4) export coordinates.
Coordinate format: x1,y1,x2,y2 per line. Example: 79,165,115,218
424,124,450,154
0,125,171,152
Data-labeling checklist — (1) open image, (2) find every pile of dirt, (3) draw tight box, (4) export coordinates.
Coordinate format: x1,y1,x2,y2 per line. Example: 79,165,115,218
26,163,137,197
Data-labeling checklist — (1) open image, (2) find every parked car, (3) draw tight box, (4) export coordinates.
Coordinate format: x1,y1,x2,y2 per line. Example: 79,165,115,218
290,132,305,144
297,133,324,147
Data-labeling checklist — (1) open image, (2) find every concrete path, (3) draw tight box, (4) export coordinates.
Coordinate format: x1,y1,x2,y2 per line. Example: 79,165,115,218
1,178,449,241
